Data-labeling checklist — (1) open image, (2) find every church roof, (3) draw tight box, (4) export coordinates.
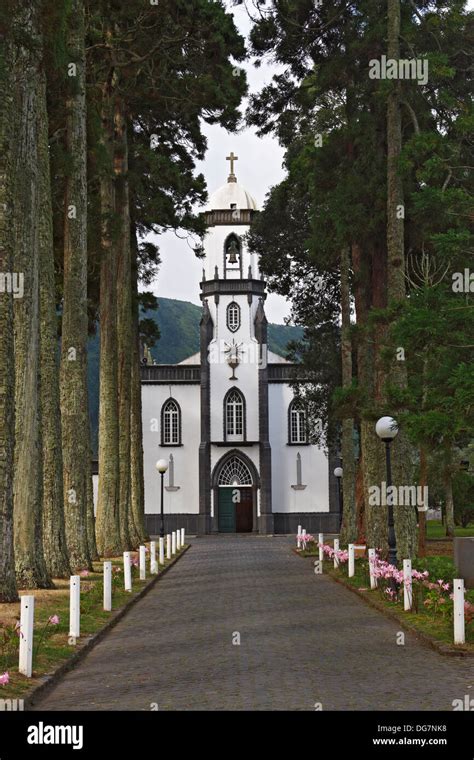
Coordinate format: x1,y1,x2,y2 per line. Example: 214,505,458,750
205,152,258,211
206,180,258,212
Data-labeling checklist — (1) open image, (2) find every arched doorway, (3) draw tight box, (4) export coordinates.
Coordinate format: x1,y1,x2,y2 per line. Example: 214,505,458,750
212,451,259,533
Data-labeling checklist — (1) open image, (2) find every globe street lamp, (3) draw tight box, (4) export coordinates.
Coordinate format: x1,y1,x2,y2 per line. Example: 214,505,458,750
156,459,168,538
375,416,399,569
334,466,343,530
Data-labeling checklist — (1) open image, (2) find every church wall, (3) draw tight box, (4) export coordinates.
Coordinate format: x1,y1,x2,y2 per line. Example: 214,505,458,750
142,384,200,521
268,384,329,513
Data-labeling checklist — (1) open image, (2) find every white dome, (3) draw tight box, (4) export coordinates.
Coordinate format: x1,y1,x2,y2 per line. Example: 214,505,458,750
206,180,258,211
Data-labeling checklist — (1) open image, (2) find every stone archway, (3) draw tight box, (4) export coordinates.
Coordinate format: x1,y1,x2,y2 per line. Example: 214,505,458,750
211,450,260,533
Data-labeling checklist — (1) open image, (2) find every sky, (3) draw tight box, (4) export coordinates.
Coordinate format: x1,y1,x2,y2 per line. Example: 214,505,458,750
146,0,474,326
145,2,289,324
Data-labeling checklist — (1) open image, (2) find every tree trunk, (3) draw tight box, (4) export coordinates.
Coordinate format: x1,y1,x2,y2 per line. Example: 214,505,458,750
339,246,356,544
115,100,132,550
60,0,93,570
129,230,148,544
85,391,99,560
444,446,455,538
0,25,19,602
38,52,71,579
386,0,417,560
12,0,52,589
418,447,427,556
96,79,122,557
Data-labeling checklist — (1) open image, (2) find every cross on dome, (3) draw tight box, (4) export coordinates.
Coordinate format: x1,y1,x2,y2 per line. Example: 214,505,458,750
226,151,238,183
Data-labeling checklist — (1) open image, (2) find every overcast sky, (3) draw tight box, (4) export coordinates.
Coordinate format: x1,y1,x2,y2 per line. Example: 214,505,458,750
145,0,474,326
145,3,289,324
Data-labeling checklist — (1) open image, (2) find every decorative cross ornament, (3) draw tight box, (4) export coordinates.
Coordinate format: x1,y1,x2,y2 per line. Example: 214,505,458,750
224,339,244,380
226,152,238,182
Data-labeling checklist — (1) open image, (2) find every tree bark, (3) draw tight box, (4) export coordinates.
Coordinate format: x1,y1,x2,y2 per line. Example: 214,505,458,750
418,446,427,556
96,74,122,556
38,50,71,579
0,23,19,601
339,246,357,544
129,234,148,545
12,0,52,588
443,445,455,538
60,0,93,570
386,0,417,559
115,100,132,550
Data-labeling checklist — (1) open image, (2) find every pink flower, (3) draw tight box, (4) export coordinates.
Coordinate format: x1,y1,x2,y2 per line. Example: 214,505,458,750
0,672,9,686
80,569,90,577
48,615,60,625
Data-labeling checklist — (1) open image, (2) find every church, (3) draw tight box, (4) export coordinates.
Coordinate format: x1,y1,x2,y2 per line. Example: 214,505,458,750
141,156,339,535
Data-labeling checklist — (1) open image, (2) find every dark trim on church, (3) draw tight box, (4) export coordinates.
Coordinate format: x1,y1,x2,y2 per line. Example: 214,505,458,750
144,511,341,537
198,300,213,534
255,298,273,534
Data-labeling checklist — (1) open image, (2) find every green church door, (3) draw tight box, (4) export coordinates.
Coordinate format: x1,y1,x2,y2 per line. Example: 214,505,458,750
218,488,236,533
218,487,253,533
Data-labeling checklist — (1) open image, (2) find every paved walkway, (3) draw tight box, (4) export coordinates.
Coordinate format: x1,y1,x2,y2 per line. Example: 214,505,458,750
33,536,474,711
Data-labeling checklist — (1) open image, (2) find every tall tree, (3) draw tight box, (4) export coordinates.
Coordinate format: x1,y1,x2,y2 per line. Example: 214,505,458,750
11,0,52,588
60,0,94,569
0,5,18,601
38,22,71,578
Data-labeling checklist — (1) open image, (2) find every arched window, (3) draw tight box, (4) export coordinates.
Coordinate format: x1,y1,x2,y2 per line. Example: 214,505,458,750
224,388,245,442
218,455,252,486
288,401,307,445
224,234,242,276
161,399,182,446
227,302,241,332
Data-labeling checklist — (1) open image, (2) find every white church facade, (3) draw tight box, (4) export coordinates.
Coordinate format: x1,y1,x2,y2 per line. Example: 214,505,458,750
140,157,340,535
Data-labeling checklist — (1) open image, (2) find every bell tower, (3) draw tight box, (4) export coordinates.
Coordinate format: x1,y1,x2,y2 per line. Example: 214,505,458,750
198,156,273,534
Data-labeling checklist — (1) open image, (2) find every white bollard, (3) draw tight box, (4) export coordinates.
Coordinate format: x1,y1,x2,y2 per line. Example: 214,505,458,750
103,561,112,611
368,548,377,589
124,552,132,592
172,531,176,555
297,524,302,549
333,538,339,568
166,534,171,560
348,544,355,578
176,530,181,551
18,595,35,677
159,537,165,565
69,575,80,640
403,559,412,611
181,528,185,546
150,541,158,574
454,579,465,645
318,533,324,562
139,545,146,580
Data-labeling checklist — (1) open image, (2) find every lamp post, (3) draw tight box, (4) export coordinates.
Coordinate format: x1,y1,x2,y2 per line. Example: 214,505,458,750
334,466,343,530
375,416,399,569
156,459,168,538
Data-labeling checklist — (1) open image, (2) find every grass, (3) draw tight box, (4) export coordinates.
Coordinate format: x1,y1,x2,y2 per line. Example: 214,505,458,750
310,552,474,651
426,520,474,539
0,544,187,701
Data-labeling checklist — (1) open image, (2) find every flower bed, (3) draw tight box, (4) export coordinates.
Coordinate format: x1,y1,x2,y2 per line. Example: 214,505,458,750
296,535,474,651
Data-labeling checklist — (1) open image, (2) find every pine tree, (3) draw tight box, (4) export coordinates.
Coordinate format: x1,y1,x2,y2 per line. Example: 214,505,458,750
11,0,52,588
0,5,19,601
60,0,94,568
